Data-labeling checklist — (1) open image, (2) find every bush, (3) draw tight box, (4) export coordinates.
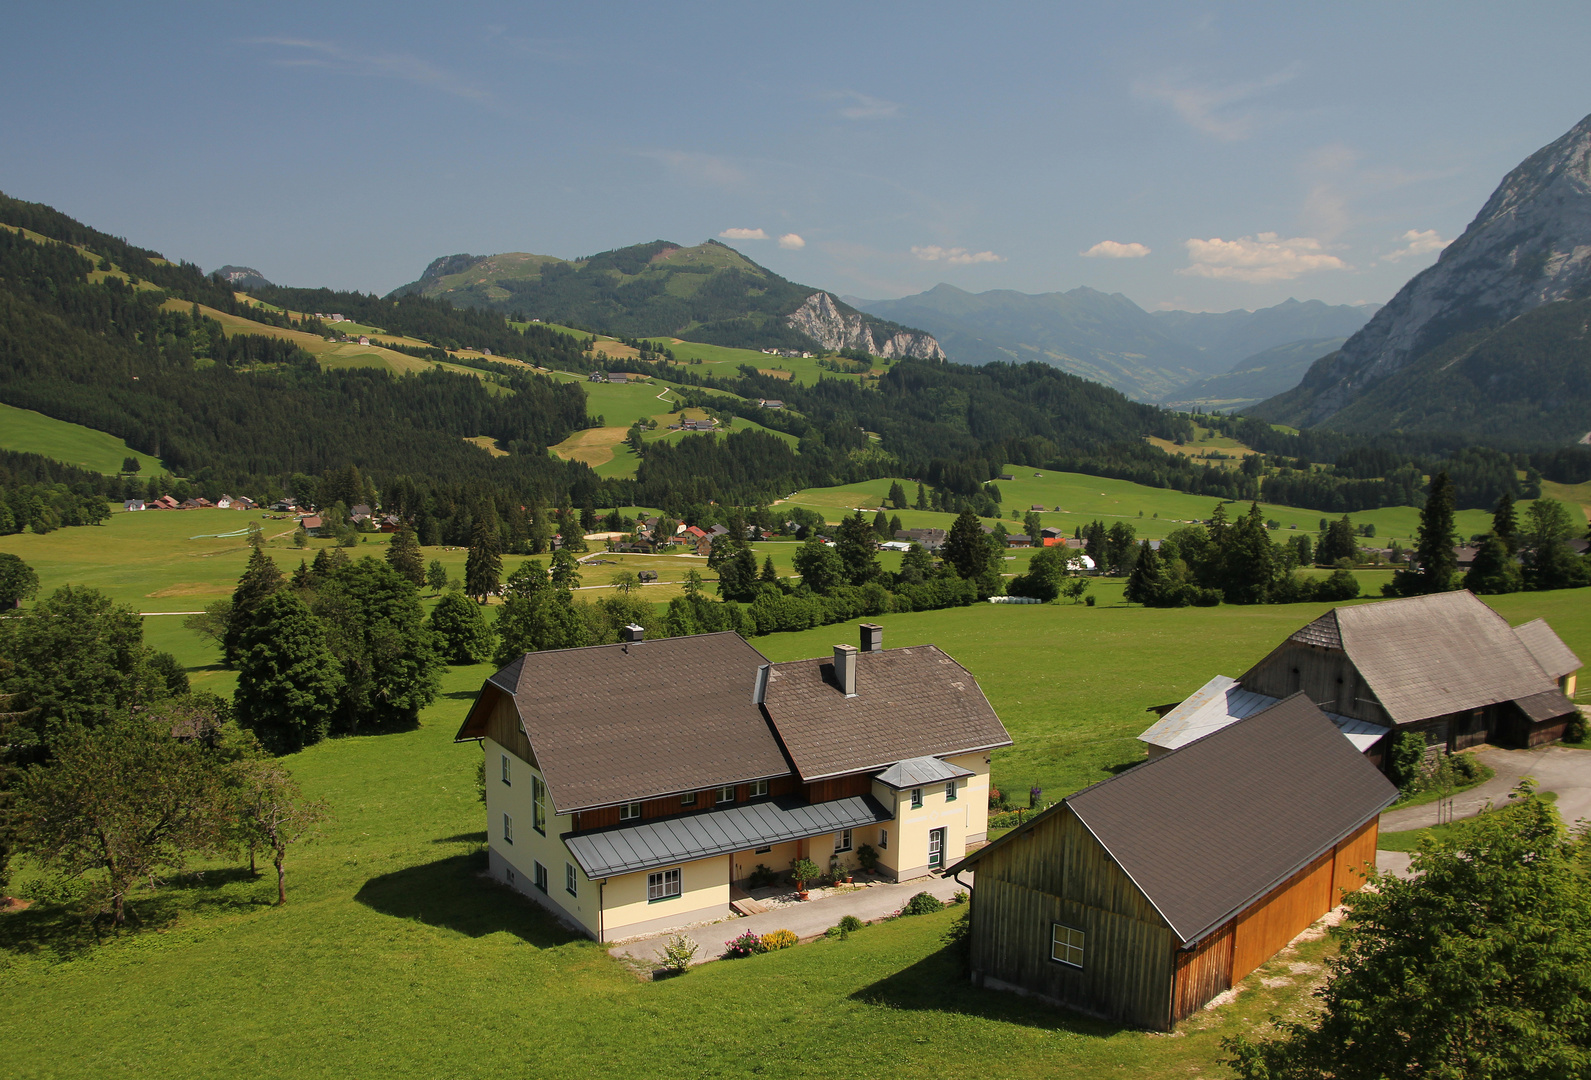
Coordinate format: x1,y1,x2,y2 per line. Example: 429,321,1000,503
951,890,968,905
855,844,878,872
1387,730,1428,795
657,933,698,974
760,929,798,951
901,891,945,916
1567,712,1588,745
747,863,778,888
837,914,865,933
723,930,766,958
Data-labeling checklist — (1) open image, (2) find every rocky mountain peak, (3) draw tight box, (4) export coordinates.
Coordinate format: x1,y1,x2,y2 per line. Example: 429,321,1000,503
1274,113,1591,424
785,293,946,360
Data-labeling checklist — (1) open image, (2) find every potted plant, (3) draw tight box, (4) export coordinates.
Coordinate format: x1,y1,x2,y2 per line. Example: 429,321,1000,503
855,844,878,876
791,858,821,899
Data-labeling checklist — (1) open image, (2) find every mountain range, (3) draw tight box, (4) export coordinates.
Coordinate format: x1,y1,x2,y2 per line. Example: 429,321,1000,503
1256,111,1591,443
389,240,944,359
853,286,1377,404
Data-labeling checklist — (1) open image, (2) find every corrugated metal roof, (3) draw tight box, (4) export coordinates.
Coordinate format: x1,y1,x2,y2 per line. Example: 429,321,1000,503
1139,674,1387,753
874,756,975,789
1513,618,1582,680
762,646,1011,781
955,694,1399,946
563,794,893,878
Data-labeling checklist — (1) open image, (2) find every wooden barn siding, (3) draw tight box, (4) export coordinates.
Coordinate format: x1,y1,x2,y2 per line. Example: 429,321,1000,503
483,689,538,767
573,775,801,830
804,773,874,803
1243,643,1391,727
1332,817,1378,897
1172,921,1233,1024
1231,850,1334,981
969,808,1175,1030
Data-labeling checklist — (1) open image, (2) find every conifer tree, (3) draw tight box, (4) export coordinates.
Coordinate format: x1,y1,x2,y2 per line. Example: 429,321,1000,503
224,547,285,666
1492,492,1518,554
888,481,907,509
384,524,425,586
914,482,928,511
465,518,502,603
943,509,991,583
1389,472,1457,597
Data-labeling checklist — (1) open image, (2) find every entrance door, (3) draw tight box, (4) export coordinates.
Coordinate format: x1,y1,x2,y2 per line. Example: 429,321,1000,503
928,828,945,869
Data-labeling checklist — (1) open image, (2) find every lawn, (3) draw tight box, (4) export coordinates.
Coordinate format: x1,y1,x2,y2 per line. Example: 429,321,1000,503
4,509,1591,1077
0,402,164,475
1376,791,1558,852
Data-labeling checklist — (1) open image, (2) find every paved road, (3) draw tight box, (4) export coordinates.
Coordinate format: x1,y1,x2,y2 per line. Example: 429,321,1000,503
609,872,969,970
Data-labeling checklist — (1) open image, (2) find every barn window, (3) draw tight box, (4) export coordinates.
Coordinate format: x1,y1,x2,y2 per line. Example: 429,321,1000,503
1051,923,1085,969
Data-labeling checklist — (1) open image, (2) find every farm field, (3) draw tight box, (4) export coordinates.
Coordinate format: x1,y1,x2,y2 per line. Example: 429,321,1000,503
0,402,163,475
2,504,1590,1078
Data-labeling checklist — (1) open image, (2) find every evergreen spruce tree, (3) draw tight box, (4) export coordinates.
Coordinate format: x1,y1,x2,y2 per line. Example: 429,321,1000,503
889,514,903,537
465,518,502,603
384,525,425,586
872,509,891,538
888,481,908,509
234,591,343,753
224,547,285,666
1389,472,1458,597
835,512,881,586
1492,492,1518,554
1124,540,1166,606
760,556,779,584
914,482,928,511
943,509,991,583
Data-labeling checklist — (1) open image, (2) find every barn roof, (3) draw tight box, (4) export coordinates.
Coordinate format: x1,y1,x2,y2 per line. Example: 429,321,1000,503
952,693,1397,946
1276,592,1568,724
1513,618,1582,680
1138,674,1388,754
761,646,1011,782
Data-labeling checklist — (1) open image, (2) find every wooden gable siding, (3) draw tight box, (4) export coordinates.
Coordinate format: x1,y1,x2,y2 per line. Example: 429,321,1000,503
571,774,799,831
1243,642,1391,727
804,773,873,804
1172,922,1233,1023
481,686,538,769
969,807,1175,1030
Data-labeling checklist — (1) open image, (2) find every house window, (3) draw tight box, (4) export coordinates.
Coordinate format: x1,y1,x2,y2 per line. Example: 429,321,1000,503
945,780,957,801
647,867,682,902
834,828,853,853
502,813,513,844
620,802,642,822
533,862,548,894
681,791,697,807
566,863,578,896
532,775,547,835
754,846,772,854
749,779,769,798
501,754,511,785
717,785,736,805
910,787,923,809
879,828,888,850
1051,923,1085,969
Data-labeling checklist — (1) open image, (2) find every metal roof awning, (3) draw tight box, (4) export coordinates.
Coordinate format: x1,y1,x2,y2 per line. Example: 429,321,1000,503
1140,674,1389,754
874,756,975,789
563,794,894,879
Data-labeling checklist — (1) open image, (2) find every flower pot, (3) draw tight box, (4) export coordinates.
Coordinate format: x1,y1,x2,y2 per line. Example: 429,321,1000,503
797,890,810,901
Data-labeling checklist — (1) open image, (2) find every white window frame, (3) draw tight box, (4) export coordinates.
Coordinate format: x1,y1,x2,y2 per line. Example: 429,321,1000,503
834,828,853,853
945,780,957,801
565,863,578,897
533,861,548,894
1051,922,1085,969
749,778,769,798
619,802,642,822
680,790,697,807
501,753,511,785
717,785,736,805
928,827,945,868
532,775,547,835
910,787,923,809
502,813,513,844
647,867,683,902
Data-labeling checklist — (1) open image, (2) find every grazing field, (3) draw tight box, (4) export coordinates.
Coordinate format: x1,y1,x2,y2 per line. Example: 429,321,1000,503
3,505,1590,1078
0,402,164,474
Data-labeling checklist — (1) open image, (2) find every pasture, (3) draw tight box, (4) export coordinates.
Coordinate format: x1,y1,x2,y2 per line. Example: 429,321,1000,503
2,504,1590,1078
0,402,163,475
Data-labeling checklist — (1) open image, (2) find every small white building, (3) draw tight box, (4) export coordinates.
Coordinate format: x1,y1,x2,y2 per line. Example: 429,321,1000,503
124,499,146,512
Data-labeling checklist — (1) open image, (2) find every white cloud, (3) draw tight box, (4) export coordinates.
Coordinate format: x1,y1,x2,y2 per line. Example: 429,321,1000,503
830,90,901,120
912,245,1004,265
1381,228,1449,263
1082,240,1151,259
719,227,767,240
1133,66,1299,141
778,233,806,250
252,38,491,104
1179,233,1349,283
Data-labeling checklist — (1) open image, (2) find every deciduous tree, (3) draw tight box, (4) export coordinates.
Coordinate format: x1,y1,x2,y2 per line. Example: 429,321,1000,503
428,590,496,664
228,758,328,905
234,591,343,753
223,547,285,666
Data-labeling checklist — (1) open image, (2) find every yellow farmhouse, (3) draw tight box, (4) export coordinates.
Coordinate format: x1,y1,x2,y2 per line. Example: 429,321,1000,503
455,623,1011,941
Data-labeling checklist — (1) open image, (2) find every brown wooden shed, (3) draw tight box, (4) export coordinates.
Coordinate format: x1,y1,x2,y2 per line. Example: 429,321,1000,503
948,693,1397,1030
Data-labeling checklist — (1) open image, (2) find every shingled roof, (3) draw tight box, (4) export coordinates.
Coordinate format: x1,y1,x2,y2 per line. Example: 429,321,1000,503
1513,617,1582,680
469,632,791,813
1276,591,1573,725
761,645,1011,781
953,693,1398,946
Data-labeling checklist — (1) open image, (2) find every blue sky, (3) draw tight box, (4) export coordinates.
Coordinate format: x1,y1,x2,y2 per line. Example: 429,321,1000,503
6,3,1591,311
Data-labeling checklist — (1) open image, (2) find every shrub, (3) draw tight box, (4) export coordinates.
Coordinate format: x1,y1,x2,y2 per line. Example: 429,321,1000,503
901,891,945,916
1567,711,1588,744
837,914,865,933
1084,595,1096,607
790,858,821,888
657,933,698,974
951,890,968,905
723,930,766,958
855,844,878,872
1387,731,1428,795
760,929,798,951
747,863,778,889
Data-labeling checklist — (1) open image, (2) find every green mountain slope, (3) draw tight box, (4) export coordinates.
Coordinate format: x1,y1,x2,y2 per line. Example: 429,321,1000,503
1261,298,1591,445
1161,337,1347,412
389,240,943,357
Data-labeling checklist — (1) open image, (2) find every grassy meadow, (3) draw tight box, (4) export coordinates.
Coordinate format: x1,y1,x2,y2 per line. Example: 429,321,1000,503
0,402,163,475
3,504,1591,1078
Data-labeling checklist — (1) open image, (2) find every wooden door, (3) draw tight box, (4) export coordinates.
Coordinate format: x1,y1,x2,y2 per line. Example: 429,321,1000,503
928,828,945,868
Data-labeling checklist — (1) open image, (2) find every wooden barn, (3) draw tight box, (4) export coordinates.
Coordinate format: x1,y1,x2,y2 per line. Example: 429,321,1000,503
948,693,1397,1030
